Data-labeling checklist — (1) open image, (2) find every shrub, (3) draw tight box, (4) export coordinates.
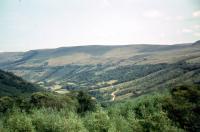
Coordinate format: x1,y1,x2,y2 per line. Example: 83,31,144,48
31,108,86,132
108,94,183,132
110,115,132,132
83,109,111,132
0,96,14,113
77,91,96,113
163,85,200,132
30,92,77,110
15,96,32,112
5,112,34,132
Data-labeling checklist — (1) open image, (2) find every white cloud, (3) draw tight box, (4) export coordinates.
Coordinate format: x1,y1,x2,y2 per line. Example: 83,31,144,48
193,25,200,30
103,0,111,7
194,33,200,37
175,16,184,21
143,10,163,18
164,16,172,21
182,29,193,33
164,16,184,21
193,10,200,17
181,25,200,35
159,32,165,37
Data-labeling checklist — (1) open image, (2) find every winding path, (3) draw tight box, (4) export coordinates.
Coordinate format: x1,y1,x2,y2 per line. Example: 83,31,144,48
111,89,119,101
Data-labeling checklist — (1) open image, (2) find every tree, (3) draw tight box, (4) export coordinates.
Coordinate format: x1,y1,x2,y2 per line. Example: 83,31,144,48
163,85,200,132
77,91,96,113
0,96,14,113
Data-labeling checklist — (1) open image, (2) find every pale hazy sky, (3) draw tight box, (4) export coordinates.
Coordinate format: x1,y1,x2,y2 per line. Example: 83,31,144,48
0,0,200,52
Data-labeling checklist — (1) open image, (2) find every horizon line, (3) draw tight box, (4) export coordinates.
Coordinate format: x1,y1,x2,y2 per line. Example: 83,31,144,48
0,40,198,53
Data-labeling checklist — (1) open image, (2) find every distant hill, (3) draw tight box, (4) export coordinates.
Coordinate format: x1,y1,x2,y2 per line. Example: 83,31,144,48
0,69,40,96
0,40,199,101
192,40,200,46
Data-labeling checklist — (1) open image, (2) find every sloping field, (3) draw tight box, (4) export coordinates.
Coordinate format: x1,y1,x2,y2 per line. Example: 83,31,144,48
0,40,200,101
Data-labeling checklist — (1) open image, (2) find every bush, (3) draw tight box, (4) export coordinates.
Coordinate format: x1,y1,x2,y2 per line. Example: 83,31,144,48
0,96,14,113
30,92,78,111
77,91,96,113
108,95,183,132
31,108,86,132
163,85,200,132
83,109,111,132
5,112,34,132
110,115,132,132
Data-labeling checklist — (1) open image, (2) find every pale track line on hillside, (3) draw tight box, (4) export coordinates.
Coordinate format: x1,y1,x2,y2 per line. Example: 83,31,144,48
111,88,119,101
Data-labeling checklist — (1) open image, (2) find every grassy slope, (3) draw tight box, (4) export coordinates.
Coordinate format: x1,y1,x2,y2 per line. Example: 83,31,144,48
0,70,40,96
0,40,199,101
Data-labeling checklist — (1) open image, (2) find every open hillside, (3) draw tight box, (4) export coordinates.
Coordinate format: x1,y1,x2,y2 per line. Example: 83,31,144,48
0,70,40,97
0,40,200,101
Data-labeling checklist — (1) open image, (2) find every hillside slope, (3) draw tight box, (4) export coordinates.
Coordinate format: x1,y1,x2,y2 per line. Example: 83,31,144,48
0,70,40,96
0,40,200,101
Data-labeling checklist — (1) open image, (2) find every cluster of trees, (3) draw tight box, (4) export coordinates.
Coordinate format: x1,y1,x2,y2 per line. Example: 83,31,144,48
96,63,168,84
0,91,95,114
60,62,200,90
162,85,200,131
0,84,199,131
47,64,169,91
91,62,200,101
72,63,169,88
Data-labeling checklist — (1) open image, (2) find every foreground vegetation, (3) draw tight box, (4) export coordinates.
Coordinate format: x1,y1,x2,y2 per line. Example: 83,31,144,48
0,84,199,132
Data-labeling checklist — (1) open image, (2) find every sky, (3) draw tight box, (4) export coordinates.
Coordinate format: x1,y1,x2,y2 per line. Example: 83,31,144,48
0,0,200,52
